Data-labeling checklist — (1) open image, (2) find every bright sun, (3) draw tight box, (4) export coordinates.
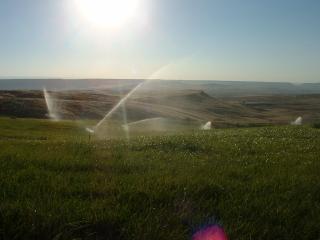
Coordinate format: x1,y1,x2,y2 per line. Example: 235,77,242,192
74,0,141,29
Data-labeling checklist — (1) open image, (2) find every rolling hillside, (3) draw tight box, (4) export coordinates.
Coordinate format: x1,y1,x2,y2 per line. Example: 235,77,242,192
1,87,320,127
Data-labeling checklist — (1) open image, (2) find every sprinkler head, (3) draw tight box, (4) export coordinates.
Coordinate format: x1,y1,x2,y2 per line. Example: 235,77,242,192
85,127,95,134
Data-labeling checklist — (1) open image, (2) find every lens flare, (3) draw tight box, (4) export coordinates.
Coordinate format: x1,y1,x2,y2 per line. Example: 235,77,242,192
192,225,228,240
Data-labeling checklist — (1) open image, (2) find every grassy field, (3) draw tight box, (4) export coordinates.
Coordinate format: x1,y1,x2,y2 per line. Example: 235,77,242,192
0,117,319,240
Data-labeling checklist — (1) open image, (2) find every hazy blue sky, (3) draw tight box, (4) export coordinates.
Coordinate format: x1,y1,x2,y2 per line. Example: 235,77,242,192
0,0,319,82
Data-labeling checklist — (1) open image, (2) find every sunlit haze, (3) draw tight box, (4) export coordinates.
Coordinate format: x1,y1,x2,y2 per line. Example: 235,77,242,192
1,2,320,239
0,0,320,82
74,0,142,29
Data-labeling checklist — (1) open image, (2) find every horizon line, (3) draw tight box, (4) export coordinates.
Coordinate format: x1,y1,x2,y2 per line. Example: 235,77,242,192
0,77,319,84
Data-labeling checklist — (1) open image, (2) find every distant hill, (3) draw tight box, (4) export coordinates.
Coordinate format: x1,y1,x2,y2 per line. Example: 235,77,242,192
1,79,320,97
1,88,320,127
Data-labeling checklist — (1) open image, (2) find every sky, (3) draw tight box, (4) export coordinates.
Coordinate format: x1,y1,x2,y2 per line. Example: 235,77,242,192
0,0,319,82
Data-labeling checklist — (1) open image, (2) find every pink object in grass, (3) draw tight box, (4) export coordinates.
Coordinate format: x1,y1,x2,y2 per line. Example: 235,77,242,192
192,225,228,240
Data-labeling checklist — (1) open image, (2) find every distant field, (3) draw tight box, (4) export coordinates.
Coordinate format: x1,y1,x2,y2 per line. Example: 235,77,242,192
2,89,320,128
0,117,319,240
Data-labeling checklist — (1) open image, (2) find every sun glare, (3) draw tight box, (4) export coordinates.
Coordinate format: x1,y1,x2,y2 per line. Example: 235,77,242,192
74,0,141,29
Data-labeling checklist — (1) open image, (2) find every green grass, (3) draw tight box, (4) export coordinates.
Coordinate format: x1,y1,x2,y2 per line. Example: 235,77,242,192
0,117,320,240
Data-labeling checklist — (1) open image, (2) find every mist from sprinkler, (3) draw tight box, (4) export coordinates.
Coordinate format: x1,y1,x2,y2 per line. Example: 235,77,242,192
43,88,60,121
291,116,303,126
201,121,212,130
85,60,199,137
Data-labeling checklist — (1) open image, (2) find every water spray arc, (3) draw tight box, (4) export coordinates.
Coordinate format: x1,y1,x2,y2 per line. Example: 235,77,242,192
201,121,212,130
93,82,144,131
119,83,130,140
291,116,303,126
86,64,171,135
122,117,168,132
86,60,190,136
43,88,60,121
